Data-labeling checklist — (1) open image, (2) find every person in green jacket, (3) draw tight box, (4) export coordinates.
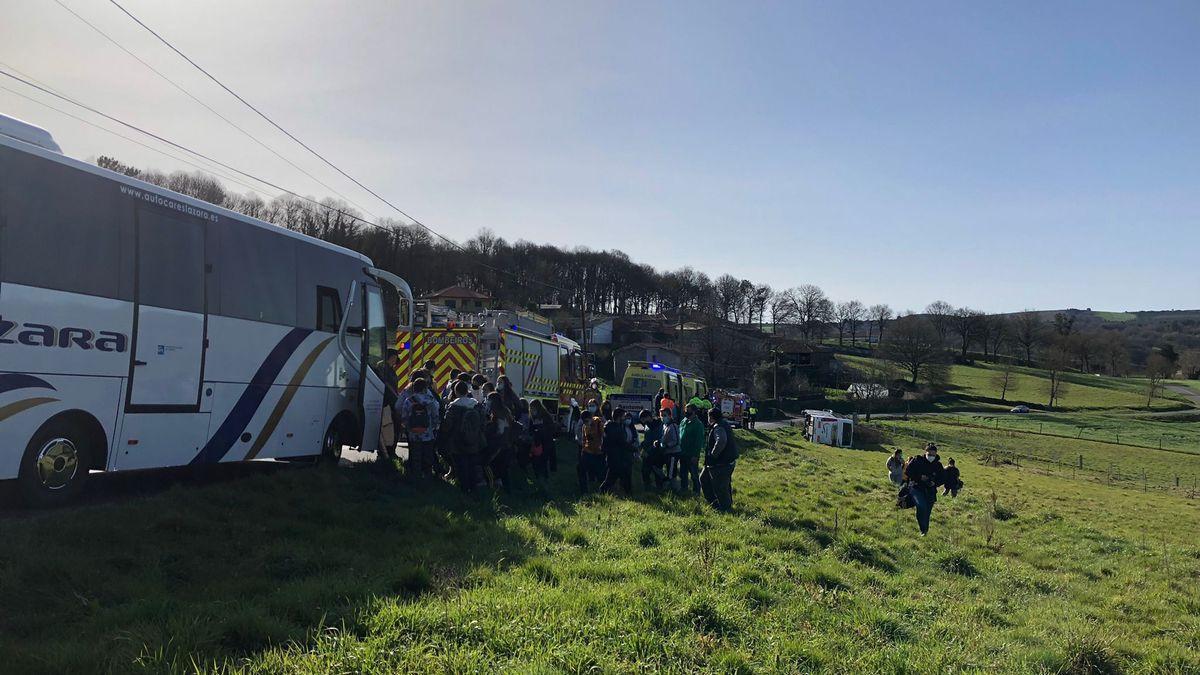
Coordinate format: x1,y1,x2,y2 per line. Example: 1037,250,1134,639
677,404,705,494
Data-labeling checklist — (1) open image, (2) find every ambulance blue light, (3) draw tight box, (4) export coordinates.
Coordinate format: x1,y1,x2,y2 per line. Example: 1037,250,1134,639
651,363,663,370
402,341,411,350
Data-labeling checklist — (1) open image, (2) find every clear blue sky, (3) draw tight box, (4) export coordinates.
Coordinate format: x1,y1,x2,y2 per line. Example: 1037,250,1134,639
3,0,1198,312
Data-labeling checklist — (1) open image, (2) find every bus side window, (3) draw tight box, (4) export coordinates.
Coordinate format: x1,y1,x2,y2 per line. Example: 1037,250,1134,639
316,286,342,332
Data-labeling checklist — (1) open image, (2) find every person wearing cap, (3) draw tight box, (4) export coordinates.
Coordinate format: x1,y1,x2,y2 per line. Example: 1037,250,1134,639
904,443,945,536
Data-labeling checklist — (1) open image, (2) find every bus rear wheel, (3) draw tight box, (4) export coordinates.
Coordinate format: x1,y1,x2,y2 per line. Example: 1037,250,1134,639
19,420,93,507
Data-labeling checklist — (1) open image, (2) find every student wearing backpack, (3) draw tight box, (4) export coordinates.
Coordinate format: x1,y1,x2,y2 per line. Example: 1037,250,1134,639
484,393,515,490
400,377,440,479
700,408,738,512
577,400,607,493
441,381,486,493
677,404,705,494
528,399,557,479
941,458,962,497
601,408,637,495
639,409,667,490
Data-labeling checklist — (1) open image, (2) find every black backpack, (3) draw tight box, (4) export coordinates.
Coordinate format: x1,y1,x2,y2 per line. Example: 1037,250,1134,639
457,405,484,451
409,399,430,434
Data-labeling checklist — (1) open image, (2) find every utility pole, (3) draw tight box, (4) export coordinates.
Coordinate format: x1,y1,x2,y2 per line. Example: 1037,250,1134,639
772,349,779,404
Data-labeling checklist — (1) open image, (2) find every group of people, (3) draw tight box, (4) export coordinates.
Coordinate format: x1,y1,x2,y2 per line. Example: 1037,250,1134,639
376,353,740,511
887,444,963,536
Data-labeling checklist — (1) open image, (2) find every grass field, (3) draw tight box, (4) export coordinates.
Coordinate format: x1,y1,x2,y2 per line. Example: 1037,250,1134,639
871,416,1200,492
1092,311,1137,323
839,355,1184,411
3,429,1199,673
936,410,1200,455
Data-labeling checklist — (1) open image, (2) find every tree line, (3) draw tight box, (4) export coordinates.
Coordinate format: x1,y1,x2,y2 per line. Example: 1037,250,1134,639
96,157,1192,402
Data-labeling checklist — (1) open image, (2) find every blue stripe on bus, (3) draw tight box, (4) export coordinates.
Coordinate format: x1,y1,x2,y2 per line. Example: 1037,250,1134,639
190,327,314,465
0,373,56,396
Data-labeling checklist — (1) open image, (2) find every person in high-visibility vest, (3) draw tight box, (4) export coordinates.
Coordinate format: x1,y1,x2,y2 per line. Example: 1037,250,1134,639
746,404,758,430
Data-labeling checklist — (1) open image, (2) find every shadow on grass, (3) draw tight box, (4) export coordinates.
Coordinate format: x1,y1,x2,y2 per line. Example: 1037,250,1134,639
0,447,597,674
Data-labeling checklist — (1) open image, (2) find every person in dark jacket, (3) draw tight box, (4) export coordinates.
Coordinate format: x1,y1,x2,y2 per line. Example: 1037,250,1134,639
441,381,485,493
639,409,666,490
941,458,962,497
527,399,557,479
677,404,705,494
700,408,738,511
483,393,514,490
905,443,945,535
652,388,666,416
496,375,521,412
601,408,636,495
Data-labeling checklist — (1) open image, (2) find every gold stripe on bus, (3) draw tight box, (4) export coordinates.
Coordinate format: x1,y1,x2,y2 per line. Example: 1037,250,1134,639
0,397,59,424
243,337,335,461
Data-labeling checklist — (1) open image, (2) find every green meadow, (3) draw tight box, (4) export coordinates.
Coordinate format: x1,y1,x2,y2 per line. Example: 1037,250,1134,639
2,426,1198,674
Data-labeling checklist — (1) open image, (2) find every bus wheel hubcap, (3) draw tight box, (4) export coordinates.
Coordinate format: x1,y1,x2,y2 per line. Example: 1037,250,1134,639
36,438,78,490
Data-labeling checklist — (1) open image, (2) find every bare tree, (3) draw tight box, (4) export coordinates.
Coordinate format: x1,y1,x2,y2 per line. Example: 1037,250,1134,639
833,300,865,346
924,300,954,347
1042,339,1072,409
714,274,745,323
769,288,799,334
868,303,893,346
990,357,1017,402
1012,310,1043,365
1179,349,1200,380
881,315,941,385
980,314,1009,358
796,285,833,341
750,284,773,328
950,307,985,358
1146,353,1174,407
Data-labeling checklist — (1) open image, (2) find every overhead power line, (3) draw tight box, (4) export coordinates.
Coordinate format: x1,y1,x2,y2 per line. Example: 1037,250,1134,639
50,0,378,219
1,82,275,198
0,68,564,293
102,0,563,292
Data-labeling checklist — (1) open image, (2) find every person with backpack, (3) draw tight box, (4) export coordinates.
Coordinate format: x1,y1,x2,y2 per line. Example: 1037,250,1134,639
639,409,667,490
400,377,440,479
483,393,515,490
601,407,637,495
513,398,533,476
905,443,945,536
677,404,705,494
441,380,486,493
577,400,607,493
941,458,962,497
886,449,905,486
527,399,557,479
700,408,738,512
658,408,681,489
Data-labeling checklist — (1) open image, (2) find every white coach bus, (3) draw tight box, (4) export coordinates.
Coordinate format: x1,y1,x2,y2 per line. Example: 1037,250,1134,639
0,114,412,505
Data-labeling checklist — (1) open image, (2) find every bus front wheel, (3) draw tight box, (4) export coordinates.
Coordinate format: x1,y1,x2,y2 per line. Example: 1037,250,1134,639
320,419,345,466
19,420,93,507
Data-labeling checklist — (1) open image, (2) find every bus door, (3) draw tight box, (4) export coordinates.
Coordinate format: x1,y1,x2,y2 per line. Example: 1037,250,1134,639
128,208,206,409
339,281,386,456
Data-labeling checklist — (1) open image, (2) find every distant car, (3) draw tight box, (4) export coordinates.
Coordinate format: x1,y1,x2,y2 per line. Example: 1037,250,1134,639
1010,405,1030,413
